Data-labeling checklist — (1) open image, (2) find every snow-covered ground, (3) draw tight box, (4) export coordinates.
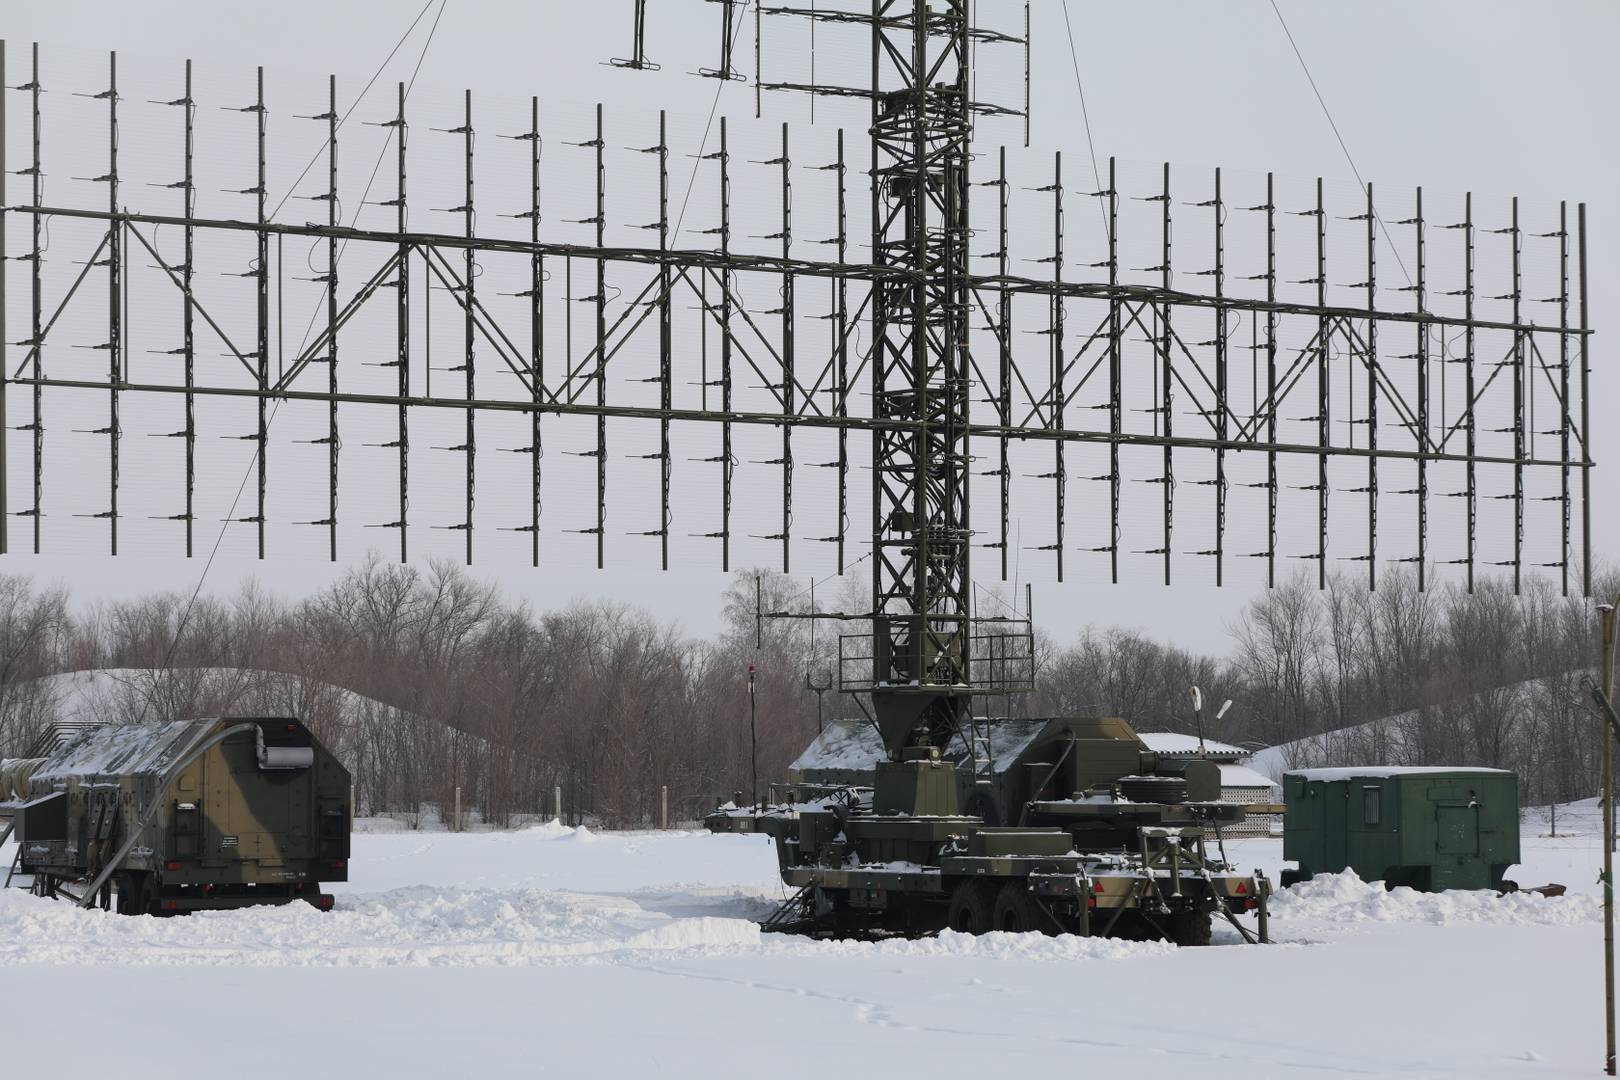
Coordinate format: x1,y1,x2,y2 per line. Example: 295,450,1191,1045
0,816,1612,1078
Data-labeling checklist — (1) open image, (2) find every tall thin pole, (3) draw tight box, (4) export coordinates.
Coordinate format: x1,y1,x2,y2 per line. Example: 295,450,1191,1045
0,40,8,554
325,74,339,561
28,44,45,555
107,52,121,556
1579,205,1591,598
255,66,268,560
463,88,476,565
747,661,759,811
395,82,409,562
1603,598,1618,1076
182,62,196,558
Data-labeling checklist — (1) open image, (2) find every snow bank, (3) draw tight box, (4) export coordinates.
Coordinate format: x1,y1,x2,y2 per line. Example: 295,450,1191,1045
0,881,1171,971
767,930,1173,963
0,885,762,968
1272,869,1599,928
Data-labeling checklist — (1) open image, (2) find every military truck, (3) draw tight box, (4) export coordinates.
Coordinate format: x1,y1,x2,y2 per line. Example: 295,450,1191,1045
0,717,350,915
707,712,1268,945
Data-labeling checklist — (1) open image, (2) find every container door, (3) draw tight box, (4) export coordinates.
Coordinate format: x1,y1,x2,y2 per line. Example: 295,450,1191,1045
1436,804,1479,856
1322,781,1349,871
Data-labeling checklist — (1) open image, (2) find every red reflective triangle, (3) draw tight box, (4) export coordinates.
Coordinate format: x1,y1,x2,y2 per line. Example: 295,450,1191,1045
1235,881,1248,895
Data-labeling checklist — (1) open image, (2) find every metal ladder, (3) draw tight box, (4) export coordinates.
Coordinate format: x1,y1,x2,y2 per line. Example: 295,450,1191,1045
967,717,994,785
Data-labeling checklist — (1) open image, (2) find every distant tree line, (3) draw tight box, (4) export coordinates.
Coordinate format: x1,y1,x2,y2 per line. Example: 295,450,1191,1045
0,560,1612,825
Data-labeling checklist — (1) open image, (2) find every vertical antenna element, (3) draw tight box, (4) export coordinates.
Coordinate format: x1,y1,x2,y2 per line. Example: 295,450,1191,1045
700,0,745,81
395,81,410,562
1365,180,1377,589
1212,167,1227,587
1315,175,1328,587
610,0,659,70
594,102,607,569
1048,151,1065,582
1414,187,1428,590
0,40,7,554
255,66,269,559
532,97,544,567
1106,156,1121,584
1463,191,1476,592
107,51,121,556
998,146,1012,580
833,128,848,573
658,110,672,571
1264,172,1278,588
326,73,340,561
1023,2,1031,147
1579,203,1591,598
1557,200,1570,596
1160,162,1174,587
720,115,733,570
28,44,46,554
1510,195,1523,593
779,122,794,571
464,88,477,565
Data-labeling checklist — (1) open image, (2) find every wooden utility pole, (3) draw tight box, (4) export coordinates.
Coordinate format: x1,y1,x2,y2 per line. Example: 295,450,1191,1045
1601,600,1618,1076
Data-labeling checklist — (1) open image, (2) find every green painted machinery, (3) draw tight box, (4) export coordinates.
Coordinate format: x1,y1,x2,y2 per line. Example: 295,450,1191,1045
1,717,350,914
1280,767,1521,891
708,714,1269,944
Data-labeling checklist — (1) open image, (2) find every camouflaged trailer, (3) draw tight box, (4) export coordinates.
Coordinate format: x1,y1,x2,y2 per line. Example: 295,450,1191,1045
707,714,1269,945
1,717,350,914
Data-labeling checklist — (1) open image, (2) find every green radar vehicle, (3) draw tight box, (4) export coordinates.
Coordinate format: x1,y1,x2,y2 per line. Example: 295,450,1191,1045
707,699,1269,945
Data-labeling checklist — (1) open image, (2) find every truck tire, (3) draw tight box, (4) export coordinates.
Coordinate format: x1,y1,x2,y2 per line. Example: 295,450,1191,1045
114,872,141,915
946,880,996,935
116,872,159,916
992,882,1059,935
1165,910,1212,947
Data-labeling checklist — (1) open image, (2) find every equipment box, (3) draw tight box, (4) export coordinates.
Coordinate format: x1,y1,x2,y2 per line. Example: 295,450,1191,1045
1282,767,1519,892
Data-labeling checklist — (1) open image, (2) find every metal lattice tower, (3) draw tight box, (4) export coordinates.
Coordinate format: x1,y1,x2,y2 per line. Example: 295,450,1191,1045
862,2,975,748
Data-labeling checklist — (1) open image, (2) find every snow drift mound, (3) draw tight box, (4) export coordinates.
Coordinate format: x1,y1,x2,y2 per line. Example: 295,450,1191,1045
768,930,1174,963
0,885,760,968
1272,870,1598,928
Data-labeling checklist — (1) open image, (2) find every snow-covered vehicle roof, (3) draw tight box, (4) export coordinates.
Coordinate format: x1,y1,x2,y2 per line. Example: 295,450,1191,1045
1138,732,1248,759
791,717,1054,776
1218,763,1281,790
1286,766,1513,781
26,718,220,787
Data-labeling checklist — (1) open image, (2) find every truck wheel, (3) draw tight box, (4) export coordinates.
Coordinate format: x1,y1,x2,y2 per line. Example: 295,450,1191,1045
946,880,996,935
992,882,1059,935
114,873,141,915
1166,911,1212,947
135,874,161,917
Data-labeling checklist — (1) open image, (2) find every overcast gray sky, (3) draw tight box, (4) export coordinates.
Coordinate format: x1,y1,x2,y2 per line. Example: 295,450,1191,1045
0,1,1613,654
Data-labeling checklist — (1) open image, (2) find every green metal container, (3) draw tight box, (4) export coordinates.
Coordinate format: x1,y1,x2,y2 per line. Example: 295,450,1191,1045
1282,767,1520,892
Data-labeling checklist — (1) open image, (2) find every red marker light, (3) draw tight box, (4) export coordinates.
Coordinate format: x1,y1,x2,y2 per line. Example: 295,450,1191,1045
165,860,183,871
